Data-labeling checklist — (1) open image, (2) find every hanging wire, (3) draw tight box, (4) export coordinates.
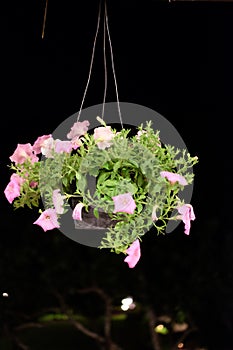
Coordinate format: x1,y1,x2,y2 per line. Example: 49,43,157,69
101,10,107,120
104,0,123,128
77,1,102,121
42,0,48,39
77,0,123,128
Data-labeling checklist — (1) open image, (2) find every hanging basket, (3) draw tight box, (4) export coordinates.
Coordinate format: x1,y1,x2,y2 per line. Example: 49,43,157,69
71,202,119,230
4,115,198,269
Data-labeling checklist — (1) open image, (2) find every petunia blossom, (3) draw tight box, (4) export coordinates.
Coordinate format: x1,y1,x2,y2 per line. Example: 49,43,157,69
4,173,25,203
41,137,55,158
177,204,195,235
71,137,82,150
67,120,90,139
10,173,25,186
93,126,114,150
72,202,85,221
124,239,141,268
112,193,136,215
54,139,73,154
33,208,60,232
160,171,188,186
32,135,52,154
4,179,21,204
52,189,65,214
10,143,39,164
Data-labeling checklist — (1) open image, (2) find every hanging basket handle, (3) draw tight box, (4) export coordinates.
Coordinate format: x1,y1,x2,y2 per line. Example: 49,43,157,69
77,0,123,128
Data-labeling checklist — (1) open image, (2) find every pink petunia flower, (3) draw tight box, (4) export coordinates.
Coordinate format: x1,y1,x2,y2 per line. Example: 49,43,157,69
4,173,26,203
4,179,21,204
124,239,141,268
112,193,136,215
72,202,85,221
52,189,65,214
33,208,60,232
32,135,52,154
93,126,114,150
160,171,188,186
54,140,73,154
67,120,90,139
71,137,82,150
10,173,25,186
10,143,39,164
177,204,195,235
41,137,55,158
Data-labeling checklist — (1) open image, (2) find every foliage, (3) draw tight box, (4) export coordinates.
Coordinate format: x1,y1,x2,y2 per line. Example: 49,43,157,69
4,117,198,259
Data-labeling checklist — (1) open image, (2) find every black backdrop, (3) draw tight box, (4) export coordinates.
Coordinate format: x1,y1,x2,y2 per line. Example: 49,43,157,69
1,1,233,349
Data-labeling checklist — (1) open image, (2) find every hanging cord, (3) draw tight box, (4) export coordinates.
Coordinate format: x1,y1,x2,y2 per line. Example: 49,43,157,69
77,1,102,121
77,0,123,128
101,11,107,120
104,0,123,128
42,0,49,39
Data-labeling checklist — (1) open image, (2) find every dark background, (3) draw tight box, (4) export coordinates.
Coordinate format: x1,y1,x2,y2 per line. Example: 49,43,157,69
0,1,233,349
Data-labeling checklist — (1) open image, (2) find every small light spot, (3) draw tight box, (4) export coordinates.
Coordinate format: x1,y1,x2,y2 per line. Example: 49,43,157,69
121,296,136,311
2,292,9,298
121,304,129,311
156,324,164,331
154,324,169,335
178,343,184,349
121,296,133,306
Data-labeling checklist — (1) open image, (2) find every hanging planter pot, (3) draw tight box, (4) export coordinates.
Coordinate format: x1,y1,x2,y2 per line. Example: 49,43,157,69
4,115,198,268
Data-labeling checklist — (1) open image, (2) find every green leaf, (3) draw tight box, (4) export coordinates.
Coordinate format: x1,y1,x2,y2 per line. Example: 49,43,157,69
137,174,145,187
97,171,111,184
77,176,86,192
137,203,143,213
113,160,122,173
102,179,119,188
93,207,99,219
102,162,113,170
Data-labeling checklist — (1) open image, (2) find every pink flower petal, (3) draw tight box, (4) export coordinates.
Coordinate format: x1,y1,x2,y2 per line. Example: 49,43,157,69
52,189,65,214
4,180,21,204
54,140,73,154
93,126,114,150
33,208,60,232
124,239,141,268
32,135,52,154
10,173,25,186
4,173,26,204
152,205,158,221
67,120,90,139
71,137,82,150
41,137,55,158
10,143,39,164
112,193,136,214
160,171,188,186
72,203,85,221
177,204,195,235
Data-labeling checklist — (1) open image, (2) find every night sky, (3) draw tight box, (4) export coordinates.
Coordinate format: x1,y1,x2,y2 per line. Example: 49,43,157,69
1,1,233,349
